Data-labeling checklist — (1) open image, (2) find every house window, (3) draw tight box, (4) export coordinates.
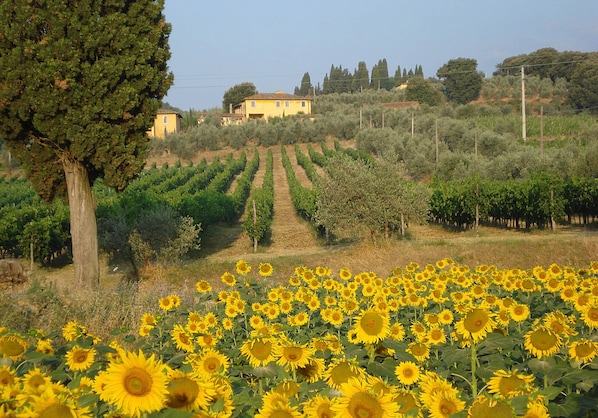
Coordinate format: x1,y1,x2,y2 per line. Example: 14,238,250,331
163,116,168,124
276,101,281,108
285,101,290,107
301,101,306,107
251,101,256,108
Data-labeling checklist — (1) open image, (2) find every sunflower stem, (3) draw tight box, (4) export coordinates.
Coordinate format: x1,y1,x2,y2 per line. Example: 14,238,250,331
471,341,478,398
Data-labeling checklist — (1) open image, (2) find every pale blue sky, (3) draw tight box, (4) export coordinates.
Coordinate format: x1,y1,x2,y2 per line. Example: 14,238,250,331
162,0,598,111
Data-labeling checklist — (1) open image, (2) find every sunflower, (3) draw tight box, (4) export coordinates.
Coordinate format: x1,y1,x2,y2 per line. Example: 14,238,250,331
568,339,598,363
195,279,212,293
296,357,325,383
467,395,515,418
302,395,337,418
427,327,447,345
326,308,345,327
258,262,274,277
35,338,54,355
0,334,28,361
426,390,466,418
437,309,454,325
487,369,535,399
221,271,236,287
255,391,302,418
62,320,86,342
21,367,52,395
324,357,365,389
19,389,92,418
171,324,195,352
141,313,157,327
97,350,169,417
275,340,313,371
332,377,399,418
524,326,562,358
406,342,431,362
236,260,251,275
0,365,15,387
580,306,598,329
395,361,420,385
521,398,550,418
240,338,277,367
339,267,352,281
352,308,390,345
418,372,459,407
65,345,97,372
455,308,496,343
388,322,406,341
158,296,174,311
166,369,215,412
393,389,421,417
509,303,530,322
190,349,230,379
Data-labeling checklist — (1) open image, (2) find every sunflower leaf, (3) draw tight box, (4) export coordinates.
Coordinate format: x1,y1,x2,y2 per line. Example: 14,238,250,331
366,357,396,378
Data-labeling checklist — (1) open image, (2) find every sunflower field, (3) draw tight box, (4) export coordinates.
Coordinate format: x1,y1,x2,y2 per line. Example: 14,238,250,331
1,259,598,417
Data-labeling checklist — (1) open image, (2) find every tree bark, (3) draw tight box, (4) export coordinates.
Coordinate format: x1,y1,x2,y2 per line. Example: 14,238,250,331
62,157,100,286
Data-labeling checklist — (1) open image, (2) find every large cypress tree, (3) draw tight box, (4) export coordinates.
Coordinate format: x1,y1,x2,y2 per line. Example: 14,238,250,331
0,1,173,285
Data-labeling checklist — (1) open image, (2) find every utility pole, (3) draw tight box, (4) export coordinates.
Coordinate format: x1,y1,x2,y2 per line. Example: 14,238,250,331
435,119,439,163
411,110,414,138
521,66,526,141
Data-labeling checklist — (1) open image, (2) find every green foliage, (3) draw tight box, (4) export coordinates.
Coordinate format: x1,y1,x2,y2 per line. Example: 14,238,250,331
243,150,274,245
222,82,257,112
281,145,318,223
437,58,483,104
405,76,444,107
569,57,598,112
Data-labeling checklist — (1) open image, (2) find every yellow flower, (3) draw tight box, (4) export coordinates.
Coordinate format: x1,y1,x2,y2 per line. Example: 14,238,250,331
455,308,496,343
166,369,216,412
191,348,230,378
0,334,28,361
171,324,195,352
158,295,174,311
302,395,338,418
195,279,212,293
332,377,399,418
18,388,92,417
568,339,598,363
141,313,157,327
35,338,54,355
524,326,562,358
0,365,15,387
509,303,530,322
62,320,86,342
241,337,277,367
236,260,251,275
467,395,515,418
487,369,535,399
406,342,431,362
427,326,447,345
324,357,364,389
221,271,236,286
395,361,421,385
352,308,390,345
275,340,313,371
97,350,169,418
65,345,97,372
296,357,325,383
258,262,274,277
426,390,466,418
580,306,598,329
393,389,421,417
255,391,302,418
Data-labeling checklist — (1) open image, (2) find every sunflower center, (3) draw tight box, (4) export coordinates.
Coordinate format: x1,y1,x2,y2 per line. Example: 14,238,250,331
167,377,199,408
124,368,153,396
575,342,595,358
440,399,458,414
349,392,383,418
530,329,557,350
251,341,273,360
74,351,89,363
361,312,384,335
284,347,303,362
464,309,488,332
205,358,220,371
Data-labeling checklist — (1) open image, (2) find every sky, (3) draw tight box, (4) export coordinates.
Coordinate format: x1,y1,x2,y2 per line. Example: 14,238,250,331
162,0,598,111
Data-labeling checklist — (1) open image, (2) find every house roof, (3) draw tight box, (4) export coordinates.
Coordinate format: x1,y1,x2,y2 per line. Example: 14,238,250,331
242,91,312,101
157,108,182,116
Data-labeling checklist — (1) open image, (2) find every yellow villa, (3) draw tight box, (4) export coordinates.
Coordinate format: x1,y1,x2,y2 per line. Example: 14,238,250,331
235,91,312,121
148,108,182,138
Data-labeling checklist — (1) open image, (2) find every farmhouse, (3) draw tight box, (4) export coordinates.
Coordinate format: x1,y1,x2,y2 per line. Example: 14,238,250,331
148,108,182,138
234,91,312,122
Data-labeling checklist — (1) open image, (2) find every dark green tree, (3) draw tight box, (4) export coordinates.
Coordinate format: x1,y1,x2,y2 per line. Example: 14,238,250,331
393,65,403,86
405,76,443,106
294,72,313,96
437,58,483,104
371,58,391,90
352,61,370,92
0,0,172,285
569,57,598,112
222,82,257,112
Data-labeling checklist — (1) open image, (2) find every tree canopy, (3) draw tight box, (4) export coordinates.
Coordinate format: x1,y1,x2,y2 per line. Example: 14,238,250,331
437,58,483,104
222,82,257,112
0,0,172,284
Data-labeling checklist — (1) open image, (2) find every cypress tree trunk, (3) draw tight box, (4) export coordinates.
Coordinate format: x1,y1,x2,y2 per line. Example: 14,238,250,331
62,157,100,286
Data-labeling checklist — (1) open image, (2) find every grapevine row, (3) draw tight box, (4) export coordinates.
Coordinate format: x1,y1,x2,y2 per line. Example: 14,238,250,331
243,149,274,247
280,145,318,223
